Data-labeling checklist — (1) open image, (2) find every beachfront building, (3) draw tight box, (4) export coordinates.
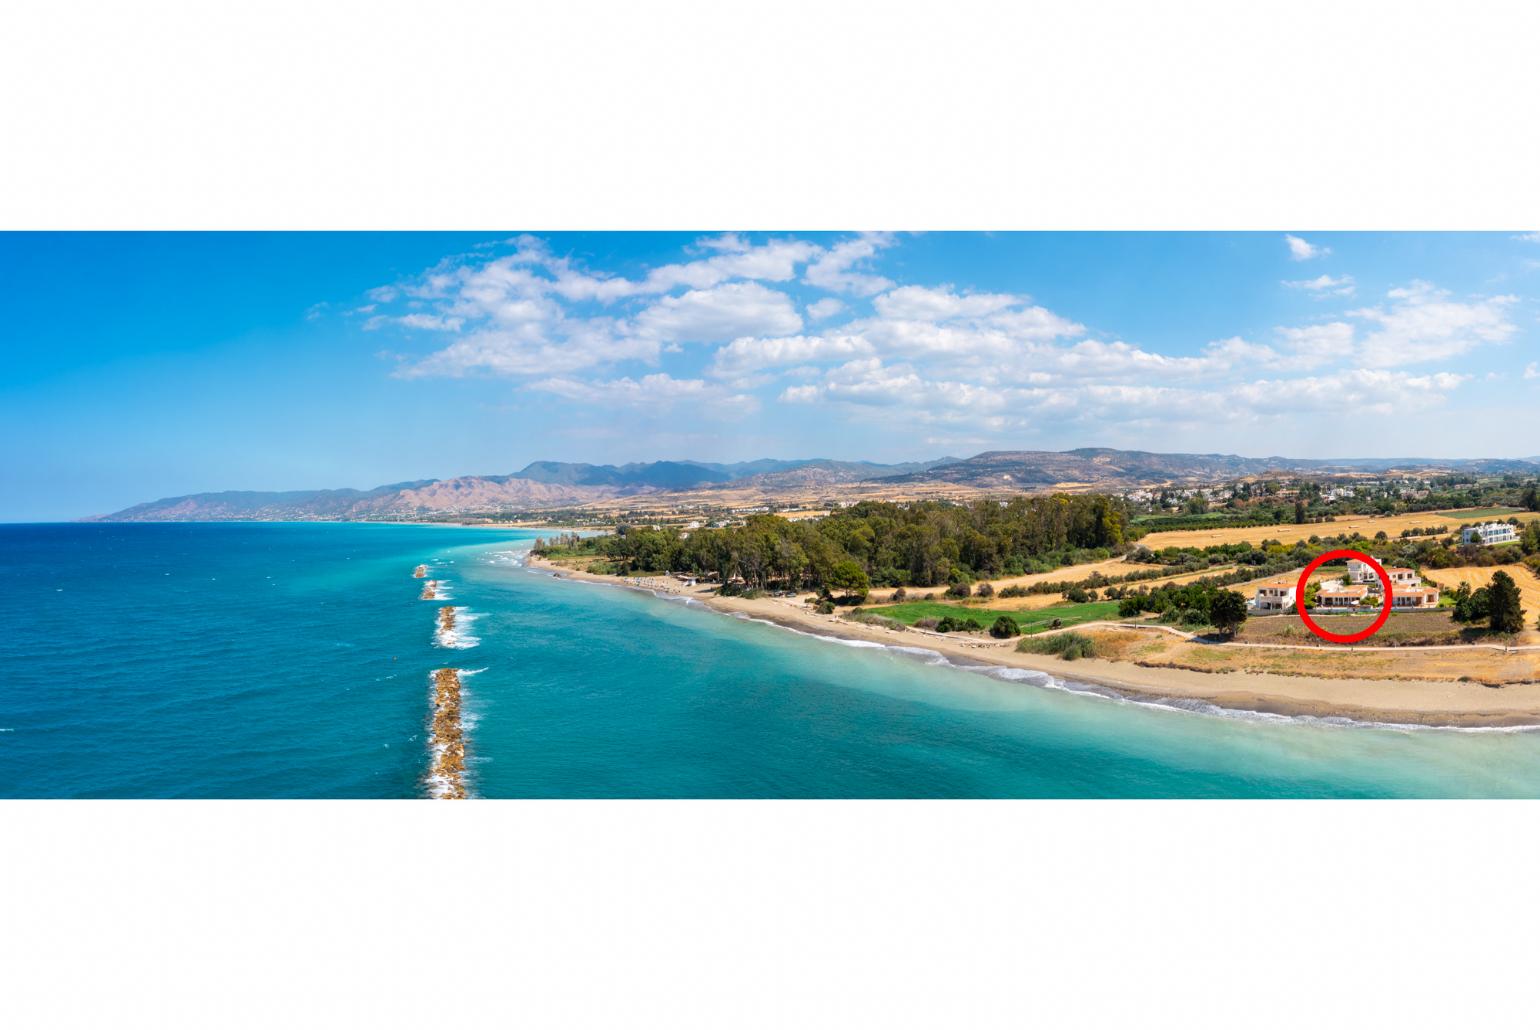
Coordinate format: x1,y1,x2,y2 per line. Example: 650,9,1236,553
1317,584,1370,609
1251,581,1297,613
1392,586,1441,609
1461,522,1519,546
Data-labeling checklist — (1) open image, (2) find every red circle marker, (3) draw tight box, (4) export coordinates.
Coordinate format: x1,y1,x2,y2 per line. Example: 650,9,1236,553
1294,549,1392,644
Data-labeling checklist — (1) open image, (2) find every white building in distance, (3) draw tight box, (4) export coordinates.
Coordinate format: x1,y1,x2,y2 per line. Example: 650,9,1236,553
1462,522,1519,546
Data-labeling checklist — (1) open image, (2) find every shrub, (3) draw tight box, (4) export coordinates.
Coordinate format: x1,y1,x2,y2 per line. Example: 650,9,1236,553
975,582,995,598
814,599,835,615
915,617,941,630
1064,586,1091,603
946,582,972,599
1017,632,1097,660
890,586,907,602
989,615,1021,638
846,611,905,631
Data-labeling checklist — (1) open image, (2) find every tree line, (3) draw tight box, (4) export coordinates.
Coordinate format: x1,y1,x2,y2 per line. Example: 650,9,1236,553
533,495,1133,595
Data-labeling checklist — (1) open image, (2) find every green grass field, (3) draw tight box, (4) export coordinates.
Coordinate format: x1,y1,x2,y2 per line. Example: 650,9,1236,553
861,599,1122,634
1436,507,1525,519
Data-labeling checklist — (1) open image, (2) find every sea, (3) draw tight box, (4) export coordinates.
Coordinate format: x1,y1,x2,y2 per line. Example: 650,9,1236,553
5,521,1540,798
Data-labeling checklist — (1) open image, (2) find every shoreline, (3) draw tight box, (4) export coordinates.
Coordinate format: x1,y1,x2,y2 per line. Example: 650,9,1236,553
526,554,1540,729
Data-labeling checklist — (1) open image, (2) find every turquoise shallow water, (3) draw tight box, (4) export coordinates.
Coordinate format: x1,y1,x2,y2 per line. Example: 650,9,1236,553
5,521,1540,797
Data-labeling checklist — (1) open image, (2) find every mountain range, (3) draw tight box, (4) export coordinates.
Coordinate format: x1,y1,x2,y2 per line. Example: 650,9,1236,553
90,450,1540,521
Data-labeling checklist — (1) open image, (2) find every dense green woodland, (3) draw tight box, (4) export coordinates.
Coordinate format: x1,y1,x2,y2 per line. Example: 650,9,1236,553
534,496,1131,593
534,495,1540,603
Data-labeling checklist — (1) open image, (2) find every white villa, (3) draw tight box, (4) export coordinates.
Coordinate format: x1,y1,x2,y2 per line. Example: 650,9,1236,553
1347,560,1421,592
1251,580,1297,613
1321,561,1441,611
1462,522,1519,546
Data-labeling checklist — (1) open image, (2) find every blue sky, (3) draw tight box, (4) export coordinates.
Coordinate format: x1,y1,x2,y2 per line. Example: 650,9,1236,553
3,231,1539,521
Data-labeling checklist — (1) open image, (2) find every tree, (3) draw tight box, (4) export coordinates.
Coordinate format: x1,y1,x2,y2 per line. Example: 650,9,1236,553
1521,520,1540,556
1294,499,1307,524
989,615,1021,639
1523,483,1540,512
826,559,870,603
975,581,995,598
1209,590,1249,637
1488,571,1526,634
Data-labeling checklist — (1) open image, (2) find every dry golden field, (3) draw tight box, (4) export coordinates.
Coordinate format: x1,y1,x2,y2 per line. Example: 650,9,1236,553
1423,564,1540,618
1136,510,1540,550
866,558,1232,608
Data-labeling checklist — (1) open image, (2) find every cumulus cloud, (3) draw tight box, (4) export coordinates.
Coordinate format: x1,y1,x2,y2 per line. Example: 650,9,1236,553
530,373,758,417
1283,273,1356,296
1351,281,1516,367
708,333,874,379
1526,362,1539,380
806,298,845,321
803,233,895,295
1285,234,1330,260
873,285,1021,321
358,233,1501,440
634,282,803,343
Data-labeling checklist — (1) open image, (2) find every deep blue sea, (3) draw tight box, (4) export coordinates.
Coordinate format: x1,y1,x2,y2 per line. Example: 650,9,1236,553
6,522,1540,797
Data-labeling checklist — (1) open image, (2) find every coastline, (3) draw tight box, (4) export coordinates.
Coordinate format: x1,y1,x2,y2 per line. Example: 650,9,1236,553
526,554,1540,729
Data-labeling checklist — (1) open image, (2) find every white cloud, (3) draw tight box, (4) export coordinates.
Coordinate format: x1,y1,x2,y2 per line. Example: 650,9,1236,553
708,333,873,379
1285,234,1330,261
1350,281,1517,367
394,313,465,331
873,285,1020,321
359,234,1508,447
803,233,895,295
634,282,803,343
397,323,655,379
1525,362,1539,380
806,298,845,321
1513,233,1540,243
1283,273,1356,297
1273,322,1354,368
548,236,821,302
530,373,758,417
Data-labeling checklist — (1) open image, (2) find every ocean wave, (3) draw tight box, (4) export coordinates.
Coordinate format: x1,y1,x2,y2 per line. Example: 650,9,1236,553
723,612,1540,735
434,606,480,649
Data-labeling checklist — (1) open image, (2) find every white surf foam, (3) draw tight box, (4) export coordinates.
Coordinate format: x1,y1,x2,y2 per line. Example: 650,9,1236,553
434,607,480,649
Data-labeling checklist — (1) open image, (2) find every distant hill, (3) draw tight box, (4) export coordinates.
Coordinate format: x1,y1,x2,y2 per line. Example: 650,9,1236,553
874,448,1540,489
90,448,1540,521
91,457,938,521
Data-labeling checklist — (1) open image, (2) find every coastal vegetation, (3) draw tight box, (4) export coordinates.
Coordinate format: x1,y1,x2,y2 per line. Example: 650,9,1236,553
534,495,1133,593
1017,632,1098,660
1116,580,1249,631
859,598,1121,635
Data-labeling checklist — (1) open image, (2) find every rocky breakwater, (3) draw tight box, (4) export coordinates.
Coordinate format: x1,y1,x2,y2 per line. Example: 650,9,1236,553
427,668,467,799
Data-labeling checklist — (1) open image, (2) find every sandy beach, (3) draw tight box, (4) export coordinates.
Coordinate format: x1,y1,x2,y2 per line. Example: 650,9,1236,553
527,554,1540,728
